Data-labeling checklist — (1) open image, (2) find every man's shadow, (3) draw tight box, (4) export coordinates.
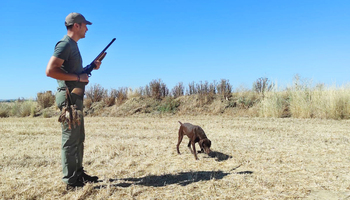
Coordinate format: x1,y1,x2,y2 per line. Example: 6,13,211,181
95,166,253,189
111,170,229,188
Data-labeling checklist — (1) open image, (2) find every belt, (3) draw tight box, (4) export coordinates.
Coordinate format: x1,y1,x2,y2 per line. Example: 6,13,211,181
57,87,84,97
71,88,84,96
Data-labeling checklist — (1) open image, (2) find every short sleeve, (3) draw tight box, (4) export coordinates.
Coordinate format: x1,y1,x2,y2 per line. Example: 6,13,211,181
53,41,71,61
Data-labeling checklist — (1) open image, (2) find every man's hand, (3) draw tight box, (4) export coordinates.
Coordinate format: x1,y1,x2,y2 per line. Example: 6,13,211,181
79,73,89,83
93,52,106,70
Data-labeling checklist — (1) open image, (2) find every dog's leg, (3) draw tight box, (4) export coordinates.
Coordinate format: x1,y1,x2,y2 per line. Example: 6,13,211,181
187,139,194,154
191,141,199,160
198,140,204,153
176,127,184,154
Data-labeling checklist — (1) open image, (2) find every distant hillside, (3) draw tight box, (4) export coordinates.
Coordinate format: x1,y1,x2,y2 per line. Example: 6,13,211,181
0,99,16,102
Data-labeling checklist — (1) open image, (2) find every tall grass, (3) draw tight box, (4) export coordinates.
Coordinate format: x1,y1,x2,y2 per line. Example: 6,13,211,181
289,89,312,118
311,85,350,119
258,82,350,119
0,104,10,117
258,91,286,118
0,100,37,117
20,100,36,117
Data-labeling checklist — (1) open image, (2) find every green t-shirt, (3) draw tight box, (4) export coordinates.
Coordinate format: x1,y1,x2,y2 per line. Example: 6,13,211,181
53,35,85,90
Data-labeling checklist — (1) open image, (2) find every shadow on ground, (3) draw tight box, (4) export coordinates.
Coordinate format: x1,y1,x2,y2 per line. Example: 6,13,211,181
95,167,253,189
208,151,232,162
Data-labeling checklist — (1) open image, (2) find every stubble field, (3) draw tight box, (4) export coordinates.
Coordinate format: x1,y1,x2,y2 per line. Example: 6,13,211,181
1,115,350,199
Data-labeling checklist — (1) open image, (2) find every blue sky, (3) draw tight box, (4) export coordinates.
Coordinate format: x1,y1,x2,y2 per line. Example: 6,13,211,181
1,0,350,99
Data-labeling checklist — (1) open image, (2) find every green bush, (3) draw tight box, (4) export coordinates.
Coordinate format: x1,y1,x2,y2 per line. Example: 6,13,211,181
158,97,180,113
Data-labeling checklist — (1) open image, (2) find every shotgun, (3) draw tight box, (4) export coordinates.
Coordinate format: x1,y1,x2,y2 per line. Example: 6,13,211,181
82,38,116,76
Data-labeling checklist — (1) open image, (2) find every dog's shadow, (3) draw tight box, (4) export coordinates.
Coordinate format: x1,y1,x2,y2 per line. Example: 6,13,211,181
207,151,232,162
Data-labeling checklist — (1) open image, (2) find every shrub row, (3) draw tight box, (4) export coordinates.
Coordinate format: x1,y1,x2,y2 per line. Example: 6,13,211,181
3,76,350,119
84,79,234,104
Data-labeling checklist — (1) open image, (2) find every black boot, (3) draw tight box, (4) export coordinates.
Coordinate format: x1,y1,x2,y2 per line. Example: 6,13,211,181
66,180,85,190
79,171,99,183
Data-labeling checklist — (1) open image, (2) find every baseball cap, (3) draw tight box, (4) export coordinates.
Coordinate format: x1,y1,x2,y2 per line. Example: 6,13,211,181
65,13,92,26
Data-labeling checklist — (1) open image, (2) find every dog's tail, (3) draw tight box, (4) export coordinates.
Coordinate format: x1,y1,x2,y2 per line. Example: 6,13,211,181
178,121,183,125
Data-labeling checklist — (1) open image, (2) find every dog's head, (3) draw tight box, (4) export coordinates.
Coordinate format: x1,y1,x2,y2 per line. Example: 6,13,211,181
199,139,211,154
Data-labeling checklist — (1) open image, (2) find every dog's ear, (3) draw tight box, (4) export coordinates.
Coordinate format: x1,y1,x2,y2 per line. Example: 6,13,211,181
204,139,211,147
207,139,211,148
199,140,204,147
201,139,211,148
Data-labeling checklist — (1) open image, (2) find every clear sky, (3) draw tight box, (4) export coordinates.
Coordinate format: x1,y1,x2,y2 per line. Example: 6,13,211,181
1,0,350,100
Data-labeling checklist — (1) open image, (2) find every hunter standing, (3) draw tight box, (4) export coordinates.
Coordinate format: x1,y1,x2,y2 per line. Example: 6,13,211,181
46,13,104,190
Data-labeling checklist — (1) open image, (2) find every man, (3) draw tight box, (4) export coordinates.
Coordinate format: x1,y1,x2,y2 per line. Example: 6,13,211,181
46,13,104,190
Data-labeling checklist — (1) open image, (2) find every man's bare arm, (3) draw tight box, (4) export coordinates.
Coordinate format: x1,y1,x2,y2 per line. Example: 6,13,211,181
45,56,89,83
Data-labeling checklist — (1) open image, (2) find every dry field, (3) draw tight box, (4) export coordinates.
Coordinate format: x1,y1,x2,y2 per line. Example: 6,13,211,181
1,115,350,199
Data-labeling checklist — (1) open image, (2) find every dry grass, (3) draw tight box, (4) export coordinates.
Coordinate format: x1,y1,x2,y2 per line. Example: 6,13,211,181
1,116,350,199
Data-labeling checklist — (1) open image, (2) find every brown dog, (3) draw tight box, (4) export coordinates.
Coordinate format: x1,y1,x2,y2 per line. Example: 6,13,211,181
176,121,211,160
